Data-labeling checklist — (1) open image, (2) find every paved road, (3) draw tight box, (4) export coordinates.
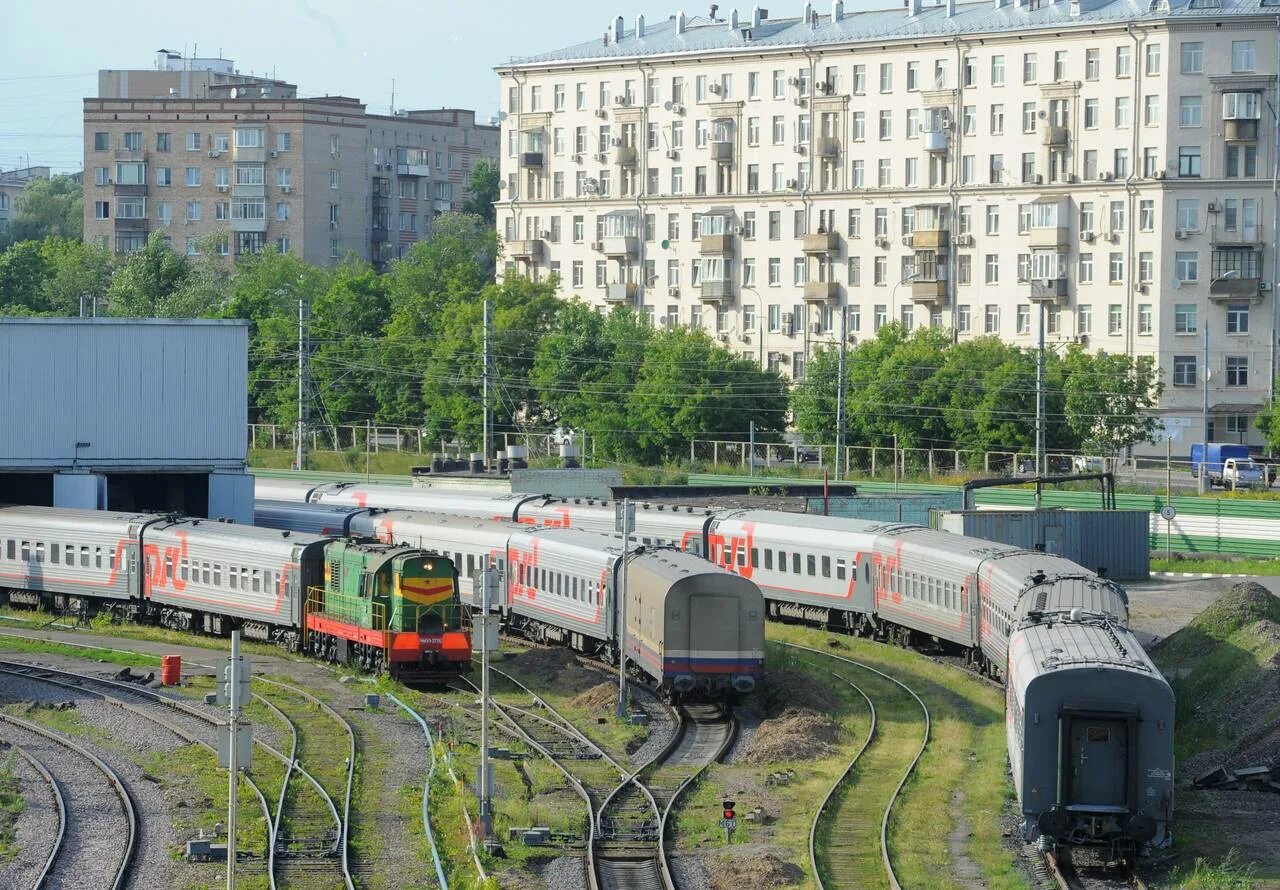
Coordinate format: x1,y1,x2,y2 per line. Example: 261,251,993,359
1125,574,1280,646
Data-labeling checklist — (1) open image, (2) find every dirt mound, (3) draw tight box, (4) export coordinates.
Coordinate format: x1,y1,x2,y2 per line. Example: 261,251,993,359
708,851,804,890
740,709,842,764
756,668,839,717
1153,582,1280,772
502,646,600,696
569,682,618,712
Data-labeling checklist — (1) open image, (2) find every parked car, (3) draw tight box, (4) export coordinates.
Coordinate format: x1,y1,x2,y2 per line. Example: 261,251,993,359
1072,455,1106,473
1223,457,1268,490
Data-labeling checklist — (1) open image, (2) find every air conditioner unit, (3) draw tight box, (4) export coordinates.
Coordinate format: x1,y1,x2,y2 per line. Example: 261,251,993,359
571,153,582,163
940,118,954,131
666,150,678,160
217,184,229,192
331,150,339,158
1175,229,1188,239
539,230,552,239
592,241,604,251
671,103,685,115
595,153,608,162
875,236,890,248
668,286,680,297
793,98,808,108
595,109,609,119
789,77,802,87
718,331,730,342
1137,283,1149,294
1262,281,1273,292
1080,230,1094,243
209,150,222,158
781,311,794,326
1207,201,1221,213
708,82,723,95
330,220,338,229
1099,171,1113,181
786,178,799,189
902,234,914,246
1108,231,1120,243
614,96,628,106
779,352,791,363
740,332,752,343
847,333,858,343
1075,334,1089,346
1034,174,1044,185
956,233,974,246
269,150,278,158
793,144,806,155
282,185,292,193
611,137,623,147
1152,170,1165,180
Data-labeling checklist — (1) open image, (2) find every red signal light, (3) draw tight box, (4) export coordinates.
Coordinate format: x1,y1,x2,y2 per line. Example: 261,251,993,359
722,799,736,820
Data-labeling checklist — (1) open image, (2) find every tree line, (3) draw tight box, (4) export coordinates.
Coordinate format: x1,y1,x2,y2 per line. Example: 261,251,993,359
0,198,1172,464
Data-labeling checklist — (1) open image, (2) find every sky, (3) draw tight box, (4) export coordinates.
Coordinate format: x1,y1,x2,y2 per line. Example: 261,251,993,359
0,0,686,174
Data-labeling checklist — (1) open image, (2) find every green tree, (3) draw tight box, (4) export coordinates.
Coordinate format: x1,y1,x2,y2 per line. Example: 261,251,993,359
105,232,192,316
0,240,52,313
308,260,388,426
6,176,82,244
1063,347,1162,454
37,237,114,316
627,327,789,464
462,158,499,225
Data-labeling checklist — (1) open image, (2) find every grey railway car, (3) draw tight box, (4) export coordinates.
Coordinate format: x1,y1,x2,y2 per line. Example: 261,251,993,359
255,499,366,536
1008,617,1174,849
143,519,328,643
0,506,160,606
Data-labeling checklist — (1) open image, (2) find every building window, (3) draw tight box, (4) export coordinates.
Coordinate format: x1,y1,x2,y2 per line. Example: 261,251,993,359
1078,304,1093,334
1227,356,1249,387
1178,146,1201,177
156,132,171,152
957,305,971,334
185,201,201,221
984,304,999,333
1138,304,1153,335
1175,251,1199,282
1179,96,1202,127
1016,304,1031,335
1108,253,1124,283
1085,48,1100,80
991,55,1005,86
1108,304,1123,335
1181,41,1204,74
1232,40,1256,73
1173,356,1197,386
984,254,999,284
1227,303,1250,334
93,132,109,151
1174,303,1197,334
93,201,109,219
185,167,201,187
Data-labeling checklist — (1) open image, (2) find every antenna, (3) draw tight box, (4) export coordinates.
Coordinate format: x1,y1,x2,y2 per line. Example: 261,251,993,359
390,78,396,116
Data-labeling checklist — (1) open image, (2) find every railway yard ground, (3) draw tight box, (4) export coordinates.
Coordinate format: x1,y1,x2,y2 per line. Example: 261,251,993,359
0,577,1278,889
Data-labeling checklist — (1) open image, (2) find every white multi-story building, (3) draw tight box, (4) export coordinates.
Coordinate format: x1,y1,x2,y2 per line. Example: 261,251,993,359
497,1,1280,450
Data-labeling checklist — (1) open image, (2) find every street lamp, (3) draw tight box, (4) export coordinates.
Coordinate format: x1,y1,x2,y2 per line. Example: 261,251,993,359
741,284,765,368
1197,270,1242,491
891,272,921,310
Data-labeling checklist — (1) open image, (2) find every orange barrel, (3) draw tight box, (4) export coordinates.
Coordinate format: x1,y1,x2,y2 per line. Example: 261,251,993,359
160,654,182,686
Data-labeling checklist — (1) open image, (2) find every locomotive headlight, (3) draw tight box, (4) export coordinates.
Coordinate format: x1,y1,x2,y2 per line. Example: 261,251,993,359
425,561,434,571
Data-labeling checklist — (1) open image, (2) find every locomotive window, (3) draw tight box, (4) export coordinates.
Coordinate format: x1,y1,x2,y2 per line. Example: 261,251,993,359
821,556,831,578
836,559,846,580
1087,726,1110,743
764,549,773,570
793,553,801,574
80,546,88,567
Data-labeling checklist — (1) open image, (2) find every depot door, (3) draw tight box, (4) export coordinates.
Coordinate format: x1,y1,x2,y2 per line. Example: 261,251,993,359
1068,718,1127,807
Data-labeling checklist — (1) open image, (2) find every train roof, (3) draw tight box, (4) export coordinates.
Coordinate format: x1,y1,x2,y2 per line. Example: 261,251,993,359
252,478,321,502
154,517,328,548
1016,618,1159,677
0,504,162,532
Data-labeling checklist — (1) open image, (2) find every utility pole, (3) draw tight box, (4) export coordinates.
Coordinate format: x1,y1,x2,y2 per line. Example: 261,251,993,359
1271,14,1280,412
365,418,371,482
482,299,493,473
615,499,634,719
835,307,847,482
477,567,496,840
749,420,756,477
1035,301,1045,510
1201,324,1211,494
296,299,307,471
219,631,250,890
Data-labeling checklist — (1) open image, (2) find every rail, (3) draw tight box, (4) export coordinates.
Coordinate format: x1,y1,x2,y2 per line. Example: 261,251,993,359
11,743,66,889
776,643,931,890
388,693,451,890
809,673,877,890
0,710,138,890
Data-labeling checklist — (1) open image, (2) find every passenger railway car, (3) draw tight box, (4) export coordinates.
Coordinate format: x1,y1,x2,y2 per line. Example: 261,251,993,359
254,480,1171,850
259,502,764,698
0,505,468,684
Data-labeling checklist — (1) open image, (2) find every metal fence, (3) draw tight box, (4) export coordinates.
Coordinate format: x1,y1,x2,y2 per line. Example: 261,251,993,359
247,424,592,463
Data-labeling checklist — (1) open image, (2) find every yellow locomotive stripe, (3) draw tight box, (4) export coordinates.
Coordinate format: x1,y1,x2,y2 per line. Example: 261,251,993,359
398,577,454,604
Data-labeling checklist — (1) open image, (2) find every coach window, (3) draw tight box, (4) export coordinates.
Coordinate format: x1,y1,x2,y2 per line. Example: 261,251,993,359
203,563,211,584
65,545,74,566
763,549,773,570
806,554,816,576
213,564,222,586
777,551,787,572
35,543,44,563
750,548,759,569
4,540,11,560
835,559,846,580
251,569,260,592
51,544,60,564
230,569,239,590
821,556,831,578
792,553,801,574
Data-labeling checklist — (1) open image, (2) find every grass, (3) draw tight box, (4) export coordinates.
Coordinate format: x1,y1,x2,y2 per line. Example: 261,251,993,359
0,752,23,862
762,624,1026,890
1150,557,1280,576
0,628,161,667
1168,850,1259,889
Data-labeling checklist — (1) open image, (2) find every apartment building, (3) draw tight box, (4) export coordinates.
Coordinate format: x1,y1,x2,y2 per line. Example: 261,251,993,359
85,54,498,268
0,166,51,238
496,1,1280,450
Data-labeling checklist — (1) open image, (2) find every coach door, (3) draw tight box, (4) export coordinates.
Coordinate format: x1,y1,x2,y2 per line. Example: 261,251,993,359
690,594,738,659
1068,718,1128,808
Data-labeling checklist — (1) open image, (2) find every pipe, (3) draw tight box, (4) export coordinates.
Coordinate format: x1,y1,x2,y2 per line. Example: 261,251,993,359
1269,16,1280,412
1124,24,1143,360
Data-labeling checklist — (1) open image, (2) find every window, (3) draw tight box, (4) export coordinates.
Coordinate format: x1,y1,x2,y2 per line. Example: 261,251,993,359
1078,304,1093,334
1138,251,1154,282
1176,251,1199,282
1115,96,1131,128
984,254,999,285
1232,40,1256,73
957,304,971,333
1178,146,1201,177
906,60,920,91
984,304,1000,333
879,62,892,93
1139,304,1153,335
1139,200,1154,231
768,258,781,285
155,167,172,187
1085,48,1100,80
1054,50,1067,81
1227,356,1249,387
1175,303,1198,334
1226,144,1258,178
185,201,201,221
1084,98,1099,129
990,104,1004,135
1023,52,1037,84
1145,43,1161,76
1108,304,1123,335
93,200,109,219
1116,45,1132,78
1108,252,1124,283
1079,253,1093,283
1180,96,1202,127
1176,199,1199,231
185,167,201,187
991,55,1005,86
1227,303,1250,334
1181,41,1204,74
1017,304,1031,334
1144,95,1159,126
1114,149,1130,178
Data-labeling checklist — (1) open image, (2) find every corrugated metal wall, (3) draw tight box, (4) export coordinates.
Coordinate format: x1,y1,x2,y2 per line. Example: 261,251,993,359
0,319,247,468
934,509,1150,580
807,493,965,524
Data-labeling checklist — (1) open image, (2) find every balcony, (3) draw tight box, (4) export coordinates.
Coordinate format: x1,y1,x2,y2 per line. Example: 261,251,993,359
371,226,389,244
1209,276,1263,302
519,152,543,169
230,216,269,233
911,279,947,304
802,231,838,254
398,162,432,176
910,228,948,250
605,282,638,303
922,130,949,153
1211,227,1265,247
816,136,840,158
1029,278,1070,304
1041,126,1069,147
233,144,266,163
700,233,734,256
600,236,639,257
1028,226,1071,250
232,183,265,198
710,141,733,163
508,239,544,261
1225,119,1259,142
113,217,149,233
700,279,734,303
615,145,637,167
112,183,148,197
803,280,838,302
113,148,147,161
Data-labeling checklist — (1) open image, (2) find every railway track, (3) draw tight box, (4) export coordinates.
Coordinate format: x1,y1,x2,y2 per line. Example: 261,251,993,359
7,742,66,889
0,710,137,890
1045,848,1149,890
777,642,931,890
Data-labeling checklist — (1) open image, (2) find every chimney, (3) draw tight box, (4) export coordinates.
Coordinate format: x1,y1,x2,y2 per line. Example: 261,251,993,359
802,2,812,25
909,0,922,15
833,0,844,20
752,4,764,26
729,7,739,27
946,0,955,14
613,15,624,42
637,13,646,35
676,10,687,32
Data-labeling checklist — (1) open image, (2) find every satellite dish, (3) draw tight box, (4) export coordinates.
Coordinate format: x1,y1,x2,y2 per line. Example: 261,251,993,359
663,100,673,111
498,110,508,121
229,87,239,99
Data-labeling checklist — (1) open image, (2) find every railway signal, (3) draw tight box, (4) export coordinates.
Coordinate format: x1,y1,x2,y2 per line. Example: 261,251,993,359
719,799,737,840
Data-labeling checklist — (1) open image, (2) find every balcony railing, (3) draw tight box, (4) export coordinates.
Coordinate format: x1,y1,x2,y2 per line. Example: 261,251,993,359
519,152,544,169
605,282,638,303
1041,126,1069,147
803,280,838,302
711,141,733,163
911,279,947,303
600,236,639,257
910,228,948,250
1209,276,1262,302
615,145,637,167
1029,277,1070,304
1225,119,1258,142
508,239,544,261
802,231,838,254
700,279,734,302
398,163,432,176
699,233,734,255
922,130,949,152
1028,226,1071,250
816,136,840,158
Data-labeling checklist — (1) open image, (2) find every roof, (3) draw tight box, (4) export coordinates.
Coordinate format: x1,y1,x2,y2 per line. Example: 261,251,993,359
502,0,1275,68
0,317,247,327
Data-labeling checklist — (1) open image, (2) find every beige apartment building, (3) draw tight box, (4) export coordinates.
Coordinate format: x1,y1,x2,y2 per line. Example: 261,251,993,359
85,53,498,268
497,1,1280,451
